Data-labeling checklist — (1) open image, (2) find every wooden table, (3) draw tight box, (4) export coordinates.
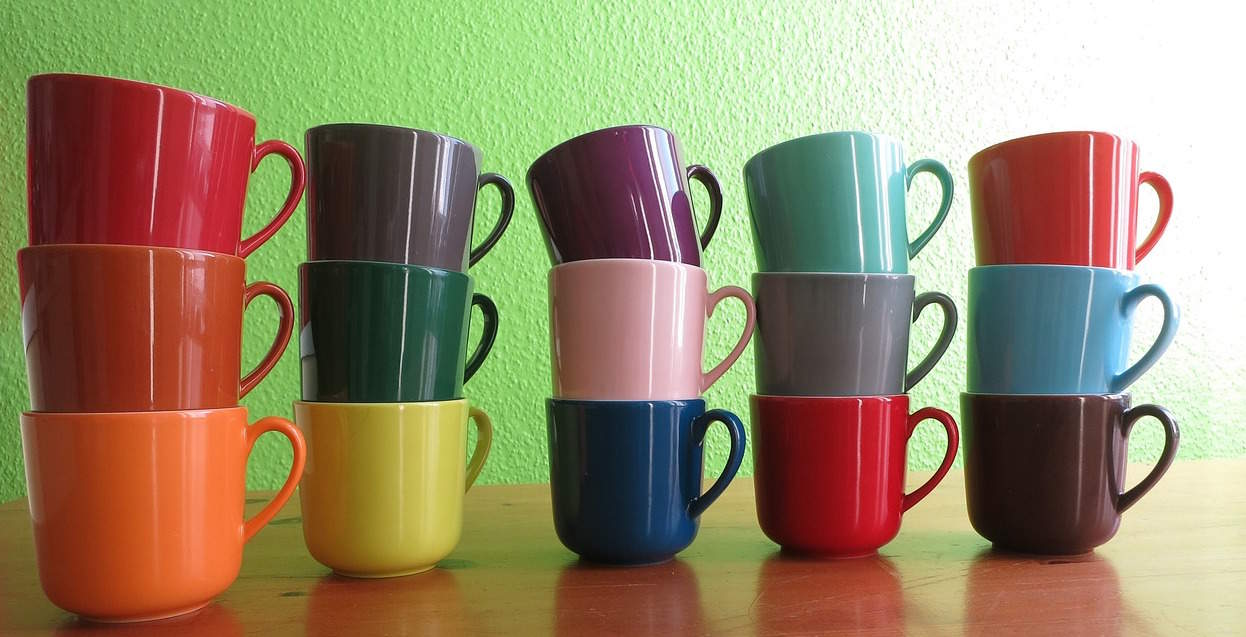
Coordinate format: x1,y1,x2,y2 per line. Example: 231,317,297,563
1,460,1242,635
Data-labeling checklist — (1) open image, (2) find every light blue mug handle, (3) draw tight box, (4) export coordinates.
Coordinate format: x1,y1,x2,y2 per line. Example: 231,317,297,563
687,409,746,518
1110,284,1179,393
905,158,954,259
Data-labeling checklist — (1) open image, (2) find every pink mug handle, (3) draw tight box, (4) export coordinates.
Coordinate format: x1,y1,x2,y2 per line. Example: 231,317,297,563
242,417,306,542
1135,171,1172,264
239,282,295,398
700,285,756,393
238,140,306,258
901,407,960,512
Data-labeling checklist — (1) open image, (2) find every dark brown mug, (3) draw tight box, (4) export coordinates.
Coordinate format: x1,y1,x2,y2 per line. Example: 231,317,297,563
305,124,514,271
961,393,1179,555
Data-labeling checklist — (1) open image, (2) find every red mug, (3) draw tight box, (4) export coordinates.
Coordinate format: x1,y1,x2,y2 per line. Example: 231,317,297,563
26,73,305,257
750,394,959,557
968,131,1172,269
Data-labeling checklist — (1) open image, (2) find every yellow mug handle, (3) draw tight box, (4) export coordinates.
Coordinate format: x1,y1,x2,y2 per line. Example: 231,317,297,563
464,407,494,491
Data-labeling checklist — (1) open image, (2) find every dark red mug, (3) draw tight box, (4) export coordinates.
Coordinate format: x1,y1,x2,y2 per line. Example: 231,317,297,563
750,394,958,558
26,73,305,257
968,131,1172,269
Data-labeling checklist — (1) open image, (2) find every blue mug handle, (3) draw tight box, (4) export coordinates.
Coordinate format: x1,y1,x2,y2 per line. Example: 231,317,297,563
687,408,746,518
1110,284,1179,393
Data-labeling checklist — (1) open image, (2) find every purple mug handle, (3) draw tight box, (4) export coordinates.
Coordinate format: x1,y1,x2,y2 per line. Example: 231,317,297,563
686,164,723,250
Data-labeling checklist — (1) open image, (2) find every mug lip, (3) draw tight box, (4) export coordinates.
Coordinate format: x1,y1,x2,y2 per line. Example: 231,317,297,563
29,72,255,119
750,393,907,403
744,130,904,172
752,271,914,282
527,123,676,178
960,391,1130,403
547,397,706,408
22,405,248,420
17,243,244,265
293,399,469,409
548,257,705,278
305,123,482,160
968,130,1137,167
968,263,1140,278
299,259,468,280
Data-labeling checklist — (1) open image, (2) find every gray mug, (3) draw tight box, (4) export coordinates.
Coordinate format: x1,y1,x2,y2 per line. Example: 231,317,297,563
753,273,957,396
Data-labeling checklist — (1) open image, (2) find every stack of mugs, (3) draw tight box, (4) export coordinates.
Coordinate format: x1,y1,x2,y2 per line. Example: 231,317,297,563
531,125,754,565
19,74,307,621
295,124,513,577
962,131,1181,555
744,131,962,558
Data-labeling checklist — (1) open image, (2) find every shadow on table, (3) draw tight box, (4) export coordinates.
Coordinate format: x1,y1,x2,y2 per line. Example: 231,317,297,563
754,552,907,634
305,567,478,636
554,559,706,636
54,603,241,637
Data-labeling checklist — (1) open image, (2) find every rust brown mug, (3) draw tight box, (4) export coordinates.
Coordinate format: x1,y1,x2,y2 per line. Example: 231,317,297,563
19,244,294,412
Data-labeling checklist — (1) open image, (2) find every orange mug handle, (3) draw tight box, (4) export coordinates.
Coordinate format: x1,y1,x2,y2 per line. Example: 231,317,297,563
1135,171,1173,264
238,140,306,258
239,282,295,398
243,417,307,542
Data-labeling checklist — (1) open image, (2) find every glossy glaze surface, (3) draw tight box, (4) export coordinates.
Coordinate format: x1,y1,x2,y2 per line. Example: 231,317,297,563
548,259,754,400
19,407,305,622
750,395,958,557
968,131,1173,268
19,245,293,412
26,74,304,257
305,123,514,270
752,273,956,396
299,261,497,402
744,131,953,273
294,400,492,577
547,399,745,565
527,125,722,265
967,265,1178,394
961,393,1179,555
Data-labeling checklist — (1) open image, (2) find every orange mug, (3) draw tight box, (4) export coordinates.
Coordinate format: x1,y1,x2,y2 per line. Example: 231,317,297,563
18,244,294,412
21,407,306,622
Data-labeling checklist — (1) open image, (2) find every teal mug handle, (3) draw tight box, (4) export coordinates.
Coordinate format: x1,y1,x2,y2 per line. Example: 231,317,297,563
905,158,954,259
1110,284,1179,393
687,409,745,518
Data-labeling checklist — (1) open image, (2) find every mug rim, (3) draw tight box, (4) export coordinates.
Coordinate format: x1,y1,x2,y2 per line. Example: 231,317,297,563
29,72,255,120
547,397,706,408
744,130,905,173
293,399,469,410
18,242,244,265
752,271,914,283
527,123,676,178
968,263,1141,279
548,257,705,278
968,130,1137,167
305,122,482,161
299,259,468,281
22,406,248,420
750,393,907,403
961,391,1130,401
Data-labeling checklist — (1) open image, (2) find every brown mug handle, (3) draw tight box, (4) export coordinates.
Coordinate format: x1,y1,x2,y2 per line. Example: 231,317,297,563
239,282,295,398
1116,404,1180,513
238,140,306,258
469,173,515,267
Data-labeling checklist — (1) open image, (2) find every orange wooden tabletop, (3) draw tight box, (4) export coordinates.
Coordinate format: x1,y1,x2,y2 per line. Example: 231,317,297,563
0,460,1242,635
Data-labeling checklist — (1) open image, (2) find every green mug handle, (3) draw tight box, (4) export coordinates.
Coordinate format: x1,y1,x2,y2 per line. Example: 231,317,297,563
464,293,499,383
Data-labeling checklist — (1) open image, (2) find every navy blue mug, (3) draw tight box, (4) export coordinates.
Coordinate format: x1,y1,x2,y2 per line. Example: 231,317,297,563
547,398,746,565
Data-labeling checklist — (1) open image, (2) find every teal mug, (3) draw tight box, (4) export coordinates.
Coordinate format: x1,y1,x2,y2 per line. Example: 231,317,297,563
744,131,953,273
299,261,498,402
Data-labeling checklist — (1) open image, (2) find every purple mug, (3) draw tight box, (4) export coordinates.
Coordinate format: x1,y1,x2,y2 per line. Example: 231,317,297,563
527,125,723,266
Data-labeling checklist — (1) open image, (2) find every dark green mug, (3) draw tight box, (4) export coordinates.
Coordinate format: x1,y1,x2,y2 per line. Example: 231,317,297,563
298,261,498,402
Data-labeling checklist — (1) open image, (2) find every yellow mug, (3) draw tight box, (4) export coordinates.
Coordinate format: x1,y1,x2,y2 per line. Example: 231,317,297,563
294,399,492,577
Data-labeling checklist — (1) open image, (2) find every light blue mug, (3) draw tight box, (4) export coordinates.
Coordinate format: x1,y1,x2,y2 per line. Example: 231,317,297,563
967,265,1179,394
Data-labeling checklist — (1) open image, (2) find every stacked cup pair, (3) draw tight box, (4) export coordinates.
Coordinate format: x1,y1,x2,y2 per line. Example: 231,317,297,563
744,131,961,558
963,131,1181,555
19,74,308,622
530,125,753,565
296,124,513,577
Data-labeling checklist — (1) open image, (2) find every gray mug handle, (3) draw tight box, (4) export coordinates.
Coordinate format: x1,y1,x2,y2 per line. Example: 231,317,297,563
905,292,957,391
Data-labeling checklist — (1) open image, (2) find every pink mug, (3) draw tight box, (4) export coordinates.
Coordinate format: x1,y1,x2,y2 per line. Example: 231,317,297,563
549,259,756,400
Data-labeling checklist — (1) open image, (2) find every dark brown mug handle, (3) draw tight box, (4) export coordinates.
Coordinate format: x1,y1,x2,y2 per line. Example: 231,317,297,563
1116,404,1180,513
464,293,499,382
239,282,295,398
686,164,723,251
469,173,515,267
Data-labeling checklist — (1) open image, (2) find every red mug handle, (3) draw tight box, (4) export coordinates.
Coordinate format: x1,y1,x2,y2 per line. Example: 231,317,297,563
1135,171,1173,264
242,416,307,542
902,407,960,512
238,140,306,258
239,282,295,398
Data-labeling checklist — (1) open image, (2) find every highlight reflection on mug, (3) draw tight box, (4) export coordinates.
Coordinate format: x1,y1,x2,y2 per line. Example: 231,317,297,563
555,560,706,636
755,553,905,634
966,550,1126,637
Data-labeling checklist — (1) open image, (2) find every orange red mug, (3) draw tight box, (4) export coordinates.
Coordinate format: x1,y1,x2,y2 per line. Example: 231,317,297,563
18,244,294,412
20,407,306,622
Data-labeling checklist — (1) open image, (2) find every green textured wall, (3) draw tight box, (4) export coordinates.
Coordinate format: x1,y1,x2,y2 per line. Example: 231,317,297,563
0,1,1238,500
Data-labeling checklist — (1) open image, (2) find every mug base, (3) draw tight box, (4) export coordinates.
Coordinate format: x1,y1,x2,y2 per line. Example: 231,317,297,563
80,601,209,624
990,542,1097,558
575,555,675,567
332,565,437,579
779,547,880,560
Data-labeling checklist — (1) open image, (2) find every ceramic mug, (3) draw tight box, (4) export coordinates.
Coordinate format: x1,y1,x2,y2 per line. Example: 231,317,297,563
305,123,514,270
968,131,1173,268
744,131,953,273
750,394,959,557
528,124,723,265
967,265,1178,394
753,273,957,396
19,244,293,412
961,393,1179,554
21,407,305,622
549,259,755,400
547,399,745,565
26,73,304,257
295,400,492,577
299,261,498,402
